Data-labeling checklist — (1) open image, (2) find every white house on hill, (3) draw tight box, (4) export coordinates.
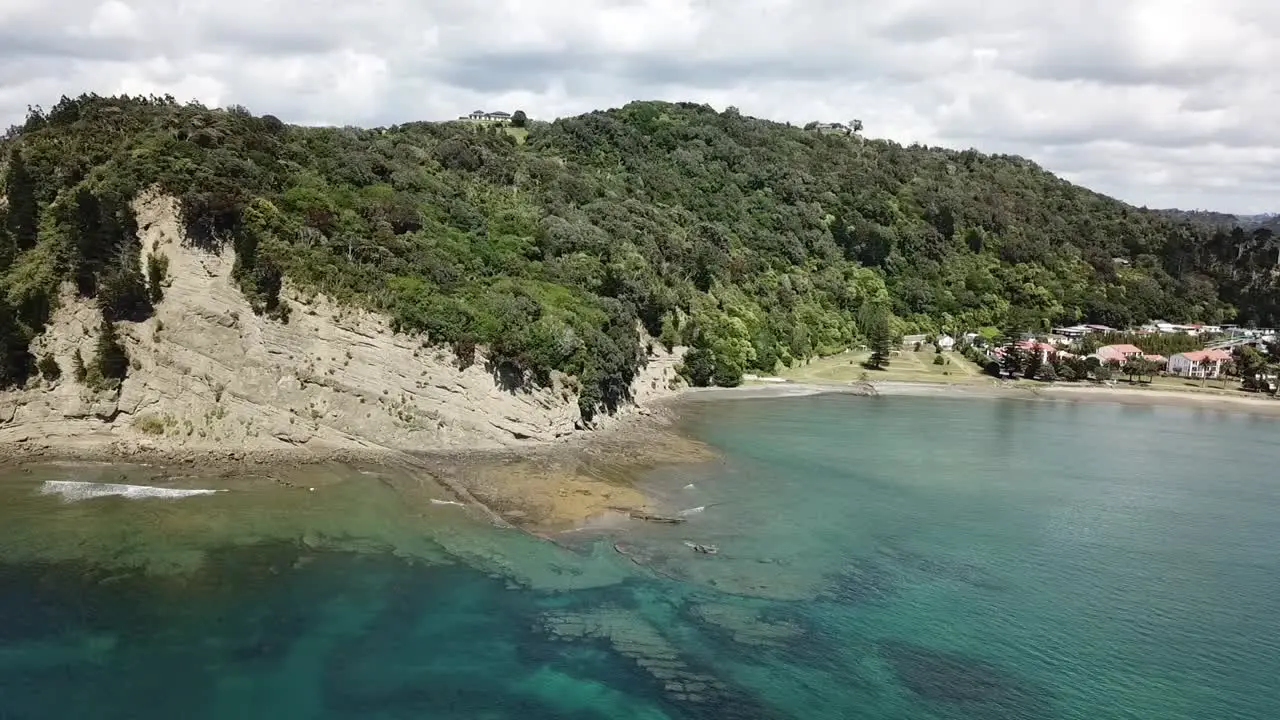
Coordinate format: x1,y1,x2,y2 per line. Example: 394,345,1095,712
464,110,513,121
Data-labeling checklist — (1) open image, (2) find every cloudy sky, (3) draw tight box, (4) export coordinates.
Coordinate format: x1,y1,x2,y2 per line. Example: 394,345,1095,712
2,0,1277,213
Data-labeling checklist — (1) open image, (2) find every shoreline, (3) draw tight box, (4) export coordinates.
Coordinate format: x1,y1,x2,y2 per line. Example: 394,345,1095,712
680,378,1280,415
5,377,1277,533
6,375,1278,470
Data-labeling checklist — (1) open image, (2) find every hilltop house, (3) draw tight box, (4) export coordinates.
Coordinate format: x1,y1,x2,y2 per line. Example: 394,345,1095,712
1168,349,1232,379
464,110,512,121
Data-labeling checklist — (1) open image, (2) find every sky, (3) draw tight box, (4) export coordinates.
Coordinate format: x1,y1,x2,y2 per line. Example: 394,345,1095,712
1,0,1277,214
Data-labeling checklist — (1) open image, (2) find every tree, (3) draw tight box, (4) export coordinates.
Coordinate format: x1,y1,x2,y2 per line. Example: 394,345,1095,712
37,353,61,381
1023,347,1044,379
1001,345,1026,378
1264,340,1280,364
0,301,34,388
1219,358,1236,389
1125,357,1159,383
1235,346,1266,391
72,348,87,383
1055,360,1077,382
4,150,39,251
866,313,892,369
93,319,129,387
511,110,528,128
679,347,716,387
1034,361,1058,382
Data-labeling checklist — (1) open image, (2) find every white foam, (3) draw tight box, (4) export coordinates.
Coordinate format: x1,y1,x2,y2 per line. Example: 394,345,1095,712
40,480,226,502
429,499,466,507
678,505,706,516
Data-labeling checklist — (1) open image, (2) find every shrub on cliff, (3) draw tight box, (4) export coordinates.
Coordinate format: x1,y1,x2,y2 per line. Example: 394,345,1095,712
37,353,61,381
92,319,129,390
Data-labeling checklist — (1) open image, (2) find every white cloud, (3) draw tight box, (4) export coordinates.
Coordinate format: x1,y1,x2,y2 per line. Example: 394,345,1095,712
1,0,1276,212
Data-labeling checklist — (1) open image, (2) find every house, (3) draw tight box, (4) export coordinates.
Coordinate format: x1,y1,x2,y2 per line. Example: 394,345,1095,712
464,110,512,121
1168,349,1232,379
1053,325,1092,339
1092,344,1145,365
1016,340,1061,363
936,334,956,350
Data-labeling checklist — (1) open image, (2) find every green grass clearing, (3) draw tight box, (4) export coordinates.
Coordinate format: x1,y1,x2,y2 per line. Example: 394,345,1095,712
780,347,985,385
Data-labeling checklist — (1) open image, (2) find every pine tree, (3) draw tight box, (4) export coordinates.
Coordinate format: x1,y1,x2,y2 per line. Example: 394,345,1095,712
1001,345,1025,377
867,315,892,369
72,348,87,383
0,224,13,273
4,150,39,251
72,187,106,295
93,318,129,386
0,301,35,388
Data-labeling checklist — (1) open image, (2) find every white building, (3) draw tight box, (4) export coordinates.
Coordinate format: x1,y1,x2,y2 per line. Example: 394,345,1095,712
936,334,956,350
1168,349,1232,379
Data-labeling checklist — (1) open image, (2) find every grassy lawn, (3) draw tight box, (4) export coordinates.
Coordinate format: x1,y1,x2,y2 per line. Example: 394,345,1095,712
779,347,986,385
456,119,528,144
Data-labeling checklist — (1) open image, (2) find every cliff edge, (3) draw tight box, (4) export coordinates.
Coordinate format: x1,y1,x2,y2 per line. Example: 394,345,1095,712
0,193,685,457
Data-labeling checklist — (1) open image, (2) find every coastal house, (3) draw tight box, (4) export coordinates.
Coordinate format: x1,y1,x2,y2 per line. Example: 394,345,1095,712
1168,349,1232,379
1092,344,1145,365
1016,340,1062,363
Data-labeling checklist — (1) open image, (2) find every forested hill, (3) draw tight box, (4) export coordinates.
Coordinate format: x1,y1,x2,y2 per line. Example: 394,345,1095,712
2,95,1278,404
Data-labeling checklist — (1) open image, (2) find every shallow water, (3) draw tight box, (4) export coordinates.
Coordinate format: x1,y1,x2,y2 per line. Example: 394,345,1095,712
2,395,1278,719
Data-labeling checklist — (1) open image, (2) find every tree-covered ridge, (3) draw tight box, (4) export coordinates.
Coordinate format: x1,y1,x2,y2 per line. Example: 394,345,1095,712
2,94,1278,407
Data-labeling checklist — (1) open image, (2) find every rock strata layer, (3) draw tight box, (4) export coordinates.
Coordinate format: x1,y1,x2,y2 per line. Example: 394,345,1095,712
0,193,684,456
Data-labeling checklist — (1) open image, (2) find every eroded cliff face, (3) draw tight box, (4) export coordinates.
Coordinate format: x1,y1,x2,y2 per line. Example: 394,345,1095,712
0,193,684,455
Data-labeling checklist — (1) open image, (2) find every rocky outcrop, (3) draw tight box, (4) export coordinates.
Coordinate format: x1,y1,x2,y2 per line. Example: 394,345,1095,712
0,193,685,455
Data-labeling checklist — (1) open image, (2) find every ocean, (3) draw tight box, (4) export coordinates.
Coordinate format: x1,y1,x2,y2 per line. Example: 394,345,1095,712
1,394,1277,719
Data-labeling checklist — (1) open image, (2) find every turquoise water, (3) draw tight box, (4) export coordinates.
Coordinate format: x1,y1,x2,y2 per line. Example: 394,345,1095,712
2,395,1278,719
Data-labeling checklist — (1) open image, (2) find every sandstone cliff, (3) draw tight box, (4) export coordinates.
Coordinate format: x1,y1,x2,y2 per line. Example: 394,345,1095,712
0,193,685,456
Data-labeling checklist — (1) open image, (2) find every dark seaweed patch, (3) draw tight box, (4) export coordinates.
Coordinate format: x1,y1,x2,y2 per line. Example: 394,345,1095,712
880,640,1051,719
821,558,897,605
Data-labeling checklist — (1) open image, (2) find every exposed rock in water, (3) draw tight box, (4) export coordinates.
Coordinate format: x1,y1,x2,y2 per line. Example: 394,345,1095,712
0,193,685,456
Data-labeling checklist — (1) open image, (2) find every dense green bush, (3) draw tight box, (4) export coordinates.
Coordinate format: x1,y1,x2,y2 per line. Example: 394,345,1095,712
1,94,1276,414
37,352,60,381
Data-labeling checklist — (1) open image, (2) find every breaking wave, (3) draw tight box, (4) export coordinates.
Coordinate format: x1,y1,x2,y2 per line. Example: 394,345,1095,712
40,481,226,502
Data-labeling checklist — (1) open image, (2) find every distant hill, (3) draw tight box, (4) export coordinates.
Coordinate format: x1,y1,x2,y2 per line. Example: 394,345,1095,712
1154,209,1280,231
2,94,1278,398
1237,213,1280,232
1150,209,1243,227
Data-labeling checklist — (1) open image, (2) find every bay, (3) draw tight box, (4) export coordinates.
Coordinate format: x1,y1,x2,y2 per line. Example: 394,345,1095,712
1,394,1277,719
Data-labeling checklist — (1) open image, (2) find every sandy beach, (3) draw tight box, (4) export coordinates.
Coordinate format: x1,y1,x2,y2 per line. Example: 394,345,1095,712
684,377,1280,416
